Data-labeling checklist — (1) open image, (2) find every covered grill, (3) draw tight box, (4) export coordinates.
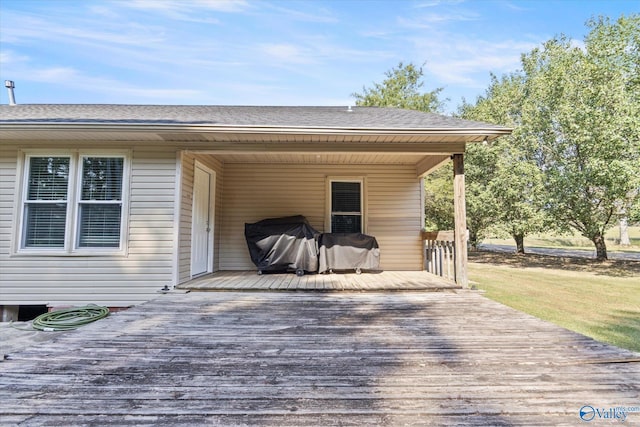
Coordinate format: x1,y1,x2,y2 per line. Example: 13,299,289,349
318,233,380,274
244,215,320,276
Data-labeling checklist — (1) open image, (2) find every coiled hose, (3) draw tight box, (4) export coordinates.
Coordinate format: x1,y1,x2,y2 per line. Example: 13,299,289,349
32,304,110,331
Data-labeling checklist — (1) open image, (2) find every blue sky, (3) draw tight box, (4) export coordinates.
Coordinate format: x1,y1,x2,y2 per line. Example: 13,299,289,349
0,0,637,113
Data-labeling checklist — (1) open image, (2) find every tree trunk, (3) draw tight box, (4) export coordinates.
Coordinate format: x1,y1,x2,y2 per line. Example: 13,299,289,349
592,234,608,261
513,233,525,254
619,216,631,246
468,228,479,251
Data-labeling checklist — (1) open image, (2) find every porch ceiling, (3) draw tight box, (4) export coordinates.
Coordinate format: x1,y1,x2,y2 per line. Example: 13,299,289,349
1,128,466,172
205,152,431,165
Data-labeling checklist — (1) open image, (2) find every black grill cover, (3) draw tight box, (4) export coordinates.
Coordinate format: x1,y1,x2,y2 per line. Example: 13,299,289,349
318,233,380,273
244,215,320,273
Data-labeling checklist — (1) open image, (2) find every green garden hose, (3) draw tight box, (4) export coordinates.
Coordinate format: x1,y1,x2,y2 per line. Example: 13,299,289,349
31,304,110,331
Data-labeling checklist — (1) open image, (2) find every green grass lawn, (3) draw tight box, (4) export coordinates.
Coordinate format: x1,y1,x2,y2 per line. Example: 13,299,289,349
468,251,640,353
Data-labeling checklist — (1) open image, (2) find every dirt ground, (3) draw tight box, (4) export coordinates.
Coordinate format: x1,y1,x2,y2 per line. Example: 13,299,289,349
469,250,640,277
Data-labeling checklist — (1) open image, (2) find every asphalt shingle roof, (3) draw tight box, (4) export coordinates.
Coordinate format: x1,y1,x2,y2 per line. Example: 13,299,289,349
0,104,508,131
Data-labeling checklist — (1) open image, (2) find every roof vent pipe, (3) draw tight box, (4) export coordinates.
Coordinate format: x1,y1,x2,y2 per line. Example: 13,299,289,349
5,80,16,105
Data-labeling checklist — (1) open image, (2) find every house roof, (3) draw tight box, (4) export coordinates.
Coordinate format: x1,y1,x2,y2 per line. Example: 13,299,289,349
0,104,512,172
0,105,511,169
0,104,505,129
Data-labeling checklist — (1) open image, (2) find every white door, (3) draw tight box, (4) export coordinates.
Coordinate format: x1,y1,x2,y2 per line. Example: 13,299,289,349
191,164,213,276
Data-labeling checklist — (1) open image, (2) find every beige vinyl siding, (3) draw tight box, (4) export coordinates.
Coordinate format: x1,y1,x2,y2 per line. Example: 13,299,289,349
177,153,193,284
0,145,178,307
219,163,422,271
0,146,18,262
177,152,224,283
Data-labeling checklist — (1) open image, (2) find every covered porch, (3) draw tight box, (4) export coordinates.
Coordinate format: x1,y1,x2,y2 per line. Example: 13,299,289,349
178,270,460,291
172,107,512,289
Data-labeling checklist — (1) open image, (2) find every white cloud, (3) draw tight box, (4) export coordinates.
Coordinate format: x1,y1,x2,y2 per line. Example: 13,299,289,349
2,61,198,102
123,0,251,13
262,2,339,24
87,5,121,19
406,30,537,90
397,11,480,29
30,67,80,83
0,10,166,47
255,36,394,72
392,0,532,94
119,0,251,23
260,43,315,65
502,1,534,12
0,50,30,65
414,0,466,8
181,0,251,12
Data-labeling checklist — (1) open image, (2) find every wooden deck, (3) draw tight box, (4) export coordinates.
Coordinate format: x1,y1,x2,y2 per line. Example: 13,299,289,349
1,291,639,425
179,270,460,291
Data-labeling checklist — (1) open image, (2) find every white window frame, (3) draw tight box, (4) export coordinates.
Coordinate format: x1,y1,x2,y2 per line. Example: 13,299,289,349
15,150,130,256
325,176,366,234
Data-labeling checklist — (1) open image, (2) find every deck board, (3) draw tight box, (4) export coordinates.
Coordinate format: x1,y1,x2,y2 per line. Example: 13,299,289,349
178,270,460,291
1,291,638,426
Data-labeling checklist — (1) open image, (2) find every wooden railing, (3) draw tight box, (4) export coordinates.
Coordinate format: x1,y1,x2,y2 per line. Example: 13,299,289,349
422,230,456,282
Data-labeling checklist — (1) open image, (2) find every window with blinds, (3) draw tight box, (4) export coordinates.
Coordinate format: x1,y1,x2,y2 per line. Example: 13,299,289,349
23,157,70,247
20,154,126,252
330,181,362,233
77,157,124,248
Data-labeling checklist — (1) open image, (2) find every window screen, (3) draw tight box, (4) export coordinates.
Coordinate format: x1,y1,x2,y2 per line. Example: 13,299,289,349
24,203,67,247
77,204,122,247
77,157,124,248
331,181,362,233
23,157,70,247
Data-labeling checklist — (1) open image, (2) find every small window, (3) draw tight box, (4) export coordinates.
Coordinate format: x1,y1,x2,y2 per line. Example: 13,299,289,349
19,152,127,254
330,180,362,233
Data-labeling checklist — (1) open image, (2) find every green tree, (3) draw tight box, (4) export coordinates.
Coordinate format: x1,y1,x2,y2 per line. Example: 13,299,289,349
459,73,549,253
463,140,500,249
352,61,453,231
629,199,640,224
521,15,640,260
352,62,446,112
423,164,454,231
